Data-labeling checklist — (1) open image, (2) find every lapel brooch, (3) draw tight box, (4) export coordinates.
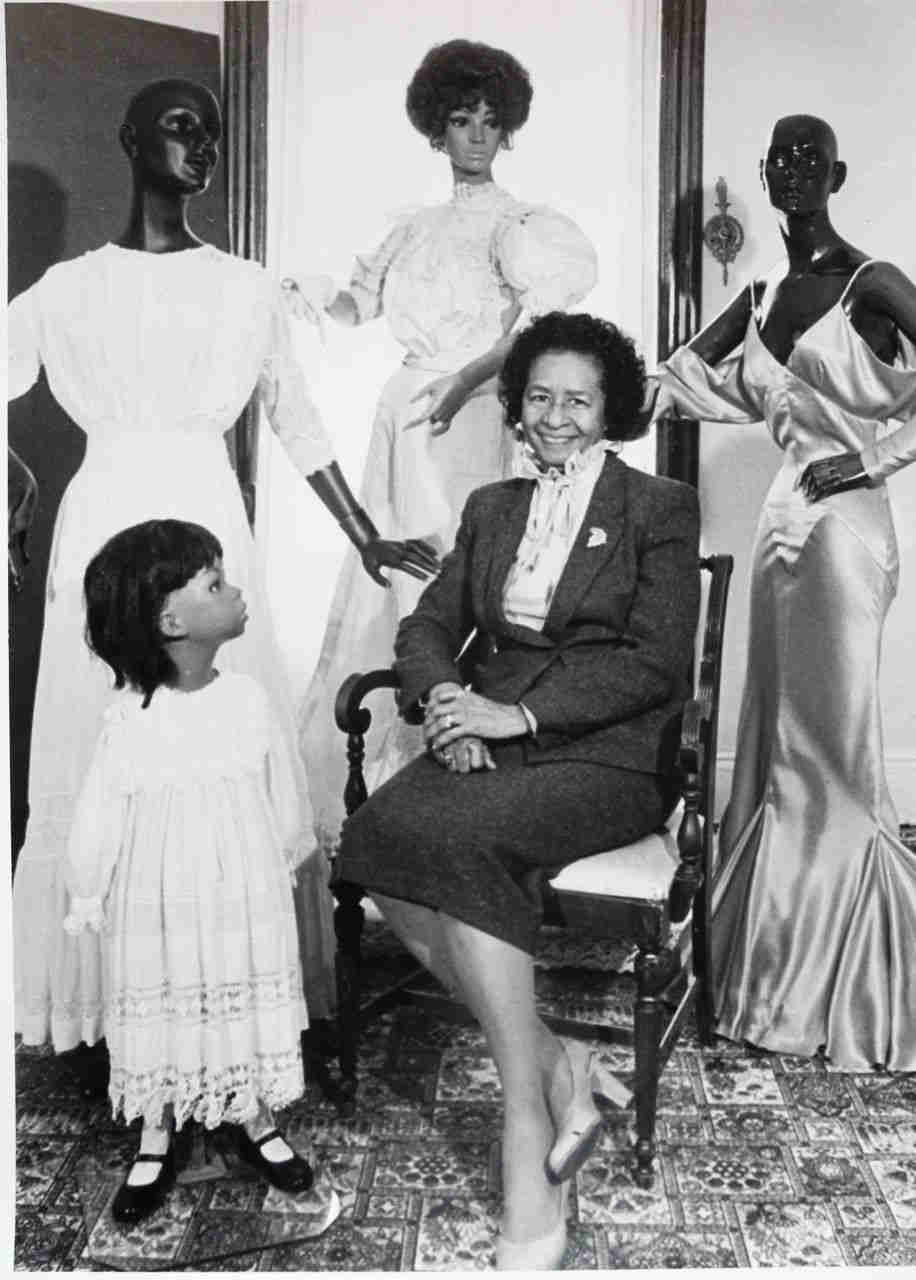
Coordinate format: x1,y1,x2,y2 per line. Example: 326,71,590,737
586,526,607,549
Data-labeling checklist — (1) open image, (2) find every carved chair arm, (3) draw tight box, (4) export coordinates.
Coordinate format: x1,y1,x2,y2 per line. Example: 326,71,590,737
334,668,400,735
334,669,400,817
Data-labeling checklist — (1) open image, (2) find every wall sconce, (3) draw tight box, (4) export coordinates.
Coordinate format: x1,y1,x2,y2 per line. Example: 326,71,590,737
702,177,745,286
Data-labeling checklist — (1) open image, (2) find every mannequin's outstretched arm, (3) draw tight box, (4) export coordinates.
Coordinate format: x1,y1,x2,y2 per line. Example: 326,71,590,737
307,461,439,587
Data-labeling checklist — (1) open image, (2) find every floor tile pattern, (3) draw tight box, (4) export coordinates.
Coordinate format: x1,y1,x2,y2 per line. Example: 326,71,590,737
14,846,916,1270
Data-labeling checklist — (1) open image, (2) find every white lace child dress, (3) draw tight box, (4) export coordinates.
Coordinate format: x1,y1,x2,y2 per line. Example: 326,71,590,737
64,672,307,1128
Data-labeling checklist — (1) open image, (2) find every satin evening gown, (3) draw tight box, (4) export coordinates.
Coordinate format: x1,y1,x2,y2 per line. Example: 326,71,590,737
656,261,916,1072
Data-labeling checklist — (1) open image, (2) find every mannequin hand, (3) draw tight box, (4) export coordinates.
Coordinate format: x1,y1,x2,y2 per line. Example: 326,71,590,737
404,373,469,435
797,452,868,502
8,455,38,593
359,537,440,587
8,536,28,593
433,734,496,773
281,274,336,339
424,685,527,752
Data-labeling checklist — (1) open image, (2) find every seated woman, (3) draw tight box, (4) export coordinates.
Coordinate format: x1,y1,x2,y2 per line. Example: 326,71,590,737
335,312,700,1270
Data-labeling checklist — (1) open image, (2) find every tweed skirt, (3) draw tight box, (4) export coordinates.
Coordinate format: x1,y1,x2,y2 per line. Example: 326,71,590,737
335,742,678,954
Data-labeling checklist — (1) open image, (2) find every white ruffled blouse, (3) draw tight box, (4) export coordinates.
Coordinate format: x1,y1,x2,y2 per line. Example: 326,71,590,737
502,440,613,631
349,182,598,365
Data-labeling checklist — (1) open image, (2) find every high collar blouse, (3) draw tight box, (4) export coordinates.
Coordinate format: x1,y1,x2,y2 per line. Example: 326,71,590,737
502,440,613,631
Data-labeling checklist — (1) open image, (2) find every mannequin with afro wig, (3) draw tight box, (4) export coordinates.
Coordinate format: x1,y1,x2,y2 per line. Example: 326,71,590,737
405,39,532,149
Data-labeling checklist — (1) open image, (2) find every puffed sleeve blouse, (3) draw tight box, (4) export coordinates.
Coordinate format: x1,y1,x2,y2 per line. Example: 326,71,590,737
346,183,598,363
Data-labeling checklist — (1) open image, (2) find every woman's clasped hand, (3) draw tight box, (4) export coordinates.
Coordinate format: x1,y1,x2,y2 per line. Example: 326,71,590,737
423,682,529,770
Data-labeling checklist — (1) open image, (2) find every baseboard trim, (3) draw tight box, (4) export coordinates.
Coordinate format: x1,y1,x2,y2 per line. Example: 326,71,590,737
714,754,916,825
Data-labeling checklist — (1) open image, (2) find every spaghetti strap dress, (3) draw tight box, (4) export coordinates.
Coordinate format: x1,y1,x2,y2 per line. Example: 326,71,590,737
655,260,916,1071
8,244,340,1049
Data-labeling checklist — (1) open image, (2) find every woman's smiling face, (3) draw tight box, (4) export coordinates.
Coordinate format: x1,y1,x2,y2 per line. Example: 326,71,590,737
520,349,607,469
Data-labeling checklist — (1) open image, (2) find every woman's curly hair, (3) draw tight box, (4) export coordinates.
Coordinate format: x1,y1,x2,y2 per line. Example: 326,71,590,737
499,312,648,443
84,518,223,708
406,39,532,147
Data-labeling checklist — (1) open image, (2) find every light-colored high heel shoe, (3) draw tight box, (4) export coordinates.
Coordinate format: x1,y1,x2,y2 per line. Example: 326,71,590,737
496,1181,569,1271
547,1041,632,1183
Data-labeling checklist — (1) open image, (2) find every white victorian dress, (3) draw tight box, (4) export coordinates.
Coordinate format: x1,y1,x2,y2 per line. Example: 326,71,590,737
9,242,340,1048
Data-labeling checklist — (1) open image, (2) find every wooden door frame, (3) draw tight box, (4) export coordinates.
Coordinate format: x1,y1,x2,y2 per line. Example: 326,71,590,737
224,0,268,525
656,0,706,485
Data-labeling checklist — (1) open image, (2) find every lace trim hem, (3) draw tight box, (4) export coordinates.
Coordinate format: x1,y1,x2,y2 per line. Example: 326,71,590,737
109,1052,305,1129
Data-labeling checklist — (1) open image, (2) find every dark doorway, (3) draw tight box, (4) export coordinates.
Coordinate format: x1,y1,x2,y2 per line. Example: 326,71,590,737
7,2,229,863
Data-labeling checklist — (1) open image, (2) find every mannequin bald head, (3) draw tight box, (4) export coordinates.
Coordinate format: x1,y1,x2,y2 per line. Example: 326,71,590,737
119,79,221,197
761,114,846,215
123,79,220,135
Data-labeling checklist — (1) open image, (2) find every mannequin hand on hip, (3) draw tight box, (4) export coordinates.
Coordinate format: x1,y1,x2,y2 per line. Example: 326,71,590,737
798,451,868,501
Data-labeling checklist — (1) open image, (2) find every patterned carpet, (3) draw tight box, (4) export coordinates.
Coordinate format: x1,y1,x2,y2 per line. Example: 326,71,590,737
15,836,916,1271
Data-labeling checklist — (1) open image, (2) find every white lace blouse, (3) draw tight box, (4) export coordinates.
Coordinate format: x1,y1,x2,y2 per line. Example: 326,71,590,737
349,182,598,365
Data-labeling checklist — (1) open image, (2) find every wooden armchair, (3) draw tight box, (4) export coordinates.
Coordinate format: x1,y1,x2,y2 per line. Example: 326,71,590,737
330,554,733,1188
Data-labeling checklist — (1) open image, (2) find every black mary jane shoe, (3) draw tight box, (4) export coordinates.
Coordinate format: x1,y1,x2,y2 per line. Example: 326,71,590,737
111,1147,176,1226
235,1127,314,1194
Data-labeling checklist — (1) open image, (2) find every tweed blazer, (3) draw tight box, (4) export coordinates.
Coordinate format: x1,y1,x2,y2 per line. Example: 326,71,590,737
394,453,701,777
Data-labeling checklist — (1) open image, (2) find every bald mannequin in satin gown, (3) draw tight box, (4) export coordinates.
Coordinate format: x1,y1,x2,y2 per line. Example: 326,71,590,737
652,115,916,1071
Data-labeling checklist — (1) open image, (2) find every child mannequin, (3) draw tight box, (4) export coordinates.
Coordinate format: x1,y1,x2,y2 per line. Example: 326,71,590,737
65,520,316,1224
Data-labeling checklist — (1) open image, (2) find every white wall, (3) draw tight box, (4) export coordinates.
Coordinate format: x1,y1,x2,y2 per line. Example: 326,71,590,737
701,0,916,818
261,0,658,693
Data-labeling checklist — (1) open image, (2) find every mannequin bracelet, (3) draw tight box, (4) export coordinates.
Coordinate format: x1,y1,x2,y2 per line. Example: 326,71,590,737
337,506,378,550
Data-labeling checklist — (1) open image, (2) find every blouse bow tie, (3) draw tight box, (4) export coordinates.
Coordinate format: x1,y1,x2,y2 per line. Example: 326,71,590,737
512,440,610,573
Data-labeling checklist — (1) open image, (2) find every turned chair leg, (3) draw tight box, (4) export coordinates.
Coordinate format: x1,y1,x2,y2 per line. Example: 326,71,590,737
633,949,663,1189
332,879,366,1118
692,884,716,1046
